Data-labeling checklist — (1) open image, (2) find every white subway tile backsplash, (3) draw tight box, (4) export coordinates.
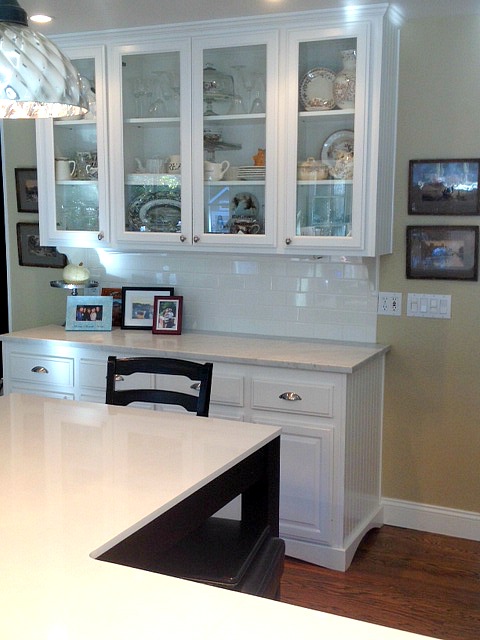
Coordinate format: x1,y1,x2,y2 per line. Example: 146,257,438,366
84,249,378,343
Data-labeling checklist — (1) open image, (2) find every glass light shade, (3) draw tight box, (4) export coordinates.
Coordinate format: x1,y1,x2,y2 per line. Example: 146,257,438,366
0,23,89,118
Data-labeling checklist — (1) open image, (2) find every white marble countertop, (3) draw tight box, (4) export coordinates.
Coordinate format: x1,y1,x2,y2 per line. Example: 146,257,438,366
0,324,389,373
0,393,438,640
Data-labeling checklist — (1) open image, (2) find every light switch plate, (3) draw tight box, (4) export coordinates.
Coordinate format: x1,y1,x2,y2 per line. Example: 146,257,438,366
407,293,451,319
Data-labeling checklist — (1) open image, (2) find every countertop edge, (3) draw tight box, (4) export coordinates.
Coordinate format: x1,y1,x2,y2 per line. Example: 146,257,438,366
0,325,390,374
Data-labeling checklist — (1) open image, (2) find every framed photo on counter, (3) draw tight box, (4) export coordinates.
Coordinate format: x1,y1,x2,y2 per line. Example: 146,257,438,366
65,296,113,331
101,287,123,327
152,296,183,335
121,286,174,329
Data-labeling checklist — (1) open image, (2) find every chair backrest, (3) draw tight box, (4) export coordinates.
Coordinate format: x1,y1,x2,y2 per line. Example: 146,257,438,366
105,356,213,417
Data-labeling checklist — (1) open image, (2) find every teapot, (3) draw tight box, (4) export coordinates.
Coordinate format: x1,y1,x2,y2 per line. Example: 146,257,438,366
204,160,230,181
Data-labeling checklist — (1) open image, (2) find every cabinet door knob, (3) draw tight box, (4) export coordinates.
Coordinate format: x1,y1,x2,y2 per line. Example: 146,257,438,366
193,235,200,243
285,237,292,245
179,235,187,242
114,374,124,382
31,366,48,374
279,391,302,401
97,231,104,241
190,382,201,390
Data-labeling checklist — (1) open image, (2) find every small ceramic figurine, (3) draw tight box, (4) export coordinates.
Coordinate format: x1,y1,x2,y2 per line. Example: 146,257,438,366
253,148,266,166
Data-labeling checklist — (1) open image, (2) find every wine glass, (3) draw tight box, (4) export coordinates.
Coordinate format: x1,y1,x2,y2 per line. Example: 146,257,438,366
132,77,152,117
249,73,266,114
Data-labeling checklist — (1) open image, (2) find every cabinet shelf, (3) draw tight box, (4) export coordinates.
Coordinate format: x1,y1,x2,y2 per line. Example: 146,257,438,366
204,113,266,125
53,119,97,127
124,117,180,126
297,179,353,185
298,108,354,118
56,179,98,185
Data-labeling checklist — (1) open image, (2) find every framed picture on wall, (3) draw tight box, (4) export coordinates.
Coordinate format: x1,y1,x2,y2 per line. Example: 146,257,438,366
406,225,479,281
15,168,39,213
408,159,480,215
121,286,174,329
16,223,67,268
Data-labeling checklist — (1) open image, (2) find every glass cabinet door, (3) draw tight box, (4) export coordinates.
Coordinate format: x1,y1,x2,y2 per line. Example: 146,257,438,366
284,26,368,252
191,32,278,248
36,45,109,248
109,39,192,246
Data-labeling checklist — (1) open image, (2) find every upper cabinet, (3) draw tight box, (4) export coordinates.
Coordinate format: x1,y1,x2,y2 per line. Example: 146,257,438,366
107,30,278,250
281,13,400,256
36,45,109,248
36,7,400,256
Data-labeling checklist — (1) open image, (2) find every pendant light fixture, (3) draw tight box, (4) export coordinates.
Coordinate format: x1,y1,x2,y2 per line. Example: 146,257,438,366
0,0,88,118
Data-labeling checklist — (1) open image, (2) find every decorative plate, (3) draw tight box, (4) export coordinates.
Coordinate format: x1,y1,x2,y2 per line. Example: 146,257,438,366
230,192,259,218
128,186,181,231
320,130,354,167
299,67,336,111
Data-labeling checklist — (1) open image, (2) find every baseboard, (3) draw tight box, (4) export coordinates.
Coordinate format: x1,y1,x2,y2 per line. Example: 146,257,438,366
382,498,480,541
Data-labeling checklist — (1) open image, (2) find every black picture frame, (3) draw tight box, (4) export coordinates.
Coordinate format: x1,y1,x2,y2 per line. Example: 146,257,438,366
408,159,480,215
15,168,39,213
121,286,174,329
16,223,67,268
406,225,479,281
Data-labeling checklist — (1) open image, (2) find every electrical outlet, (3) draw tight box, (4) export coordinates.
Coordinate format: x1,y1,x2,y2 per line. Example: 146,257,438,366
377,292,402,316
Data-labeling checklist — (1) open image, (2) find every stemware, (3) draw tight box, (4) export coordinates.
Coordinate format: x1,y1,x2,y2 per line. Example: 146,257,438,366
132,77,153,117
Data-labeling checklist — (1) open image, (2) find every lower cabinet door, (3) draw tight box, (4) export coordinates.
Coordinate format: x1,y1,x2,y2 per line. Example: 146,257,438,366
279,422,334,545
251,414,335,546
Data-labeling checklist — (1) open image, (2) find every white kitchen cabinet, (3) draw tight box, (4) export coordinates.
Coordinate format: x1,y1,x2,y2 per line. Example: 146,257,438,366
37,6,399,256
280,13,400,255
107,30,278,250
36,45,110,248
1,327,387,571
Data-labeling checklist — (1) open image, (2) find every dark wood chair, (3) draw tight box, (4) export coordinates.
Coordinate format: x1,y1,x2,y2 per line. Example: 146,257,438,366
105,355,213,416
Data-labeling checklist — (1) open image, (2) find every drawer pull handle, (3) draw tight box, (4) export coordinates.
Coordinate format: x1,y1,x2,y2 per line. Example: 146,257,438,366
31,366,48,374
190,382,201,391
279,391,302,402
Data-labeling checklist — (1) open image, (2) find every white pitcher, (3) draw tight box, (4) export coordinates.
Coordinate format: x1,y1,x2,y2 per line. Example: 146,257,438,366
204,160,230,181
55,158,76,181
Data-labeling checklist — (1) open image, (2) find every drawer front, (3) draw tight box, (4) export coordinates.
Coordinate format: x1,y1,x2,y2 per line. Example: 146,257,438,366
9,353,74,388
251,379,334,417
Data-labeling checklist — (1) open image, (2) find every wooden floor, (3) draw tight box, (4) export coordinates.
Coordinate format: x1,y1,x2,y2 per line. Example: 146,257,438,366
280,526,480,640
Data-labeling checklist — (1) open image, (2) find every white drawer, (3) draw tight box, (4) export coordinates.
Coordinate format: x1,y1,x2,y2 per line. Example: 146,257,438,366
251,378,334,417
9,352,74,388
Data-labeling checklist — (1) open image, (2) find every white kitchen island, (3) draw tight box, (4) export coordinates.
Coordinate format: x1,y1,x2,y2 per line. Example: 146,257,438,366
0,393,439,639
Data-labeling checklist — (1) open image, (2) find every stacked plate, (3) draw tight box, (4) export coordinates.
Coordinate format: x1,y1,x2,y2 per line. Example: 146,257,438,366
238,166,266,181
